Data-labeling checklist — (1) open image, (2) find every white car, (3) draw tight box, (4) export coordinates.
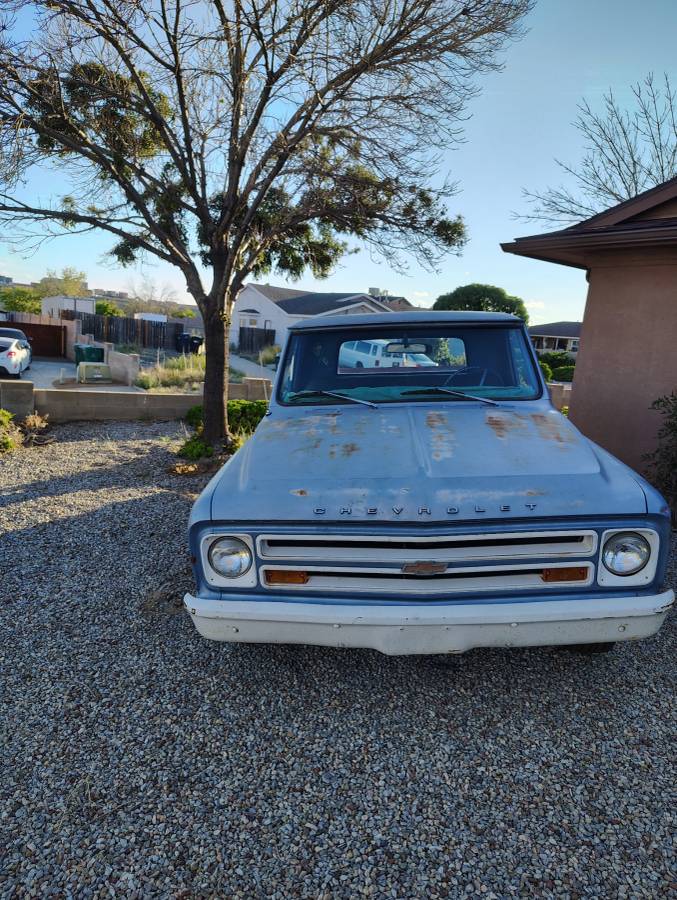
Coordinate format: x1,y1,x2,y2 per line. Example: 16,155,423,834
339,338,437,369
0,338,31,378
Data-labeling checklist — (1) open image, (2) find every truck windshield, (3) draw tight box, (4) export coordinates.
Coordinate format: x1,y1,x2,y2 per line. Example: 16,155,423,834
278,325,541,405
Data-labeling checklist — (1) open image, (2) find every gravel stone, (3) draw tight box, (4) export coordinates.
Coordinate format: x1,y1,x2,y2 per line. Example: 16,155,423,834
0,421,675,897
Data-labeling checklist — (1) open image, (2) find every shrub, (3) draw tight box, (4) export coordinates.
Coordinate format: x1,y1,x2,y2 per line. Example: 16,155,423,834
538,360,553,382
643,392,677,515
0,408,23,452
185,399,268,434
178,433,214,460
551,365,575,382
185,404,204,430
257,344,280,366
134,353,242,391
228,399,269,432
21,412,49,444
539,351,574,370
115,343,142,355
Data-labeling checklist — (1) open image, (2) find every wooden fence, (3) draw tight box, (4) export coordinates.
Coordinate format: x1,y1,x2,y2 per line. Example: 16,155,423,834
61,310,184,350
239,326,276,354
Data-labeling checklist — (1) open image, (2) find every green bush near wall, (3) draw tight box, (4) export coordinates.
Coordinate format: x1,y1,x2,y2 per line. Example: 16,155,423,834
538,360,553,381
185,399,268,433
551,365,575,382
539,351,574,370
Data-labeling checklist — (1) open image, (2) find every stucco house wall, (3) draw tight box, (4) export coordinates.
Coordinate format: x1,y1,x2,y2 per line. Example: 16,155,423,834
569,250,677,470
502,175,677,474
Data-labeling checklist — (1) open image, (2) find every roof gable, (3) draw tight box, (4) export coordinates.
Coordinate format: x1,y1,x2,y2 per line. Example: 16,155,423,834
502,176,677,269
569,175,677,230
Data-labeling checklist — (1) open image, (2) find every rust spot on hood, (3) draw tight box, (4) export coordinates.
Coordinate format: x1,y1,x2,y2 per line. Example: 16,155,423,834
341,442,360,457
290,488,308,496
531,414,573,445
426,411,448,429
486,414,526,439
425,411,454,461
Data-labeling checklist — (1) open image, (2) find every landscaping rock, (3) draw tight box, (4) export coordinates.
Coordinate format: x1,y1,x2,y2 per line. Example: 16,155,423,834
0,421,674,897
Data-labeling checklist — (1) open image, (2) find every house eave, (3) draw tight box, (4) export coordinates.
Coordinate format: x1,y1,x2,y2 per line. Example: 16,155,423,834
502,222,677,268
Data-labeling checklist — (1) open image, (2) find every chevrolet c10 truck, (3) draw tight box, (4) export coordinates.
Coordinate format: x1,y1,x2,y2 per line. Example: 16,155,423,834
185,311,674,655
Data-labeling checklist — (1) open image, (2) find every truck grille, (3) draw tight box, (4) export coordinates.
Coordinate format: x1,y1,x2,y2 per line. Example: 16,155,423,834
256,530,597,596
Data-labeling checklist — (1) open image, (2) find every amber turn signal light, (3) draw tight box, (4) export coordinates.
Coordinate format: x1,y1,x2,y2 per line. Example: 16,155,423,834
265,570,310,585
540,566,588,583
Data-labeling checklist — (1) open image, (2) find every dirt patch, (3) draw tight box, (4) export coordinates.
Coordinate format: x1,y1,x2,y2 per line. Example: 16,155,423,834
140,572,192,617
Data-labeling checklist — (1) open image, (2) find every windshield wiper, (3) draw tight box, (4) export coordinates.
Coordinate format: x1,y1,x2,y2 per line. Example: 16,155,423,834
287,390,378,408
401,387,498,406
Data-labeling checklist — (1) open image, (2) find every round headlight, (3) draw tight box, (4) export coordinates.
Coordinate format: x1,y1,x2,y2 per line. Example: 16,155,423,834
602,532,651,576
208,537,252,578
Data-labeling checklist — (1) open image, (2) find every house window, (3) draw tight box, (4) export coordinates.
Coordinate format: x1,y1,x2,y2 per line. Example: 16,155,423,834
571,339,580,351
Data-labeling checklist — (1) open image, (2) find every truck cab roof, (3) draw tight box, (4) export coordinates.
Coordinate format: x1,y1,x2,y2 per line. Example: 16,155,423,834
289,310,521,332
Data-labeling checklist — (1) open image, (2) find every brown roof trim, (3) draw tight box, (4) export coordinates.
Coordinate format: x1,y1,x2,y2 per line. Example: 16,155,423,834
502,219,677,268
570,175,677,229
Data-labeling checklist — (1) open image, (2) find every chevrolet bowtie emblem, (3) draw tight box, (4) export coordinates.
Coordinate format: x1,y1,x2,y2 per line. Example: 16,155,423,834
401,561,447,576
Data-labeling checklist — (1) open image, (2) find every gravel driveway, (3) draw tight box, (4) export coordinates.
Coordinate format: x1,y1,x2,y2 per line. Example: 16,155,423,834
1,422,675,898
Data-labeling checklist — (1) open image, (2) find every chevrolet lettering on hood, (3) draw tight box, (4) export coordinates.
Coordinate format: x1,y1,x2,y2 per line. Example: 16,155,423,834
185,310,674,657
312,503,538,517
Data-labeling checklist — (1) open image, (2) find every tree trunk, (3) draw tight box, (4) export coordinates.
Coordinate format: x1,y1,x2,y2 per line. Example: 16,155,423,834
202,301,230,446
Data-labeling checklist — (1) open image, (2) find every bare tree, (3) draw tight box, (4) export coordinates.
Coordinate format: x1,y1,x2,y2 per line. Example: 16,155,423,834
523,74,677,226
0,0,532,443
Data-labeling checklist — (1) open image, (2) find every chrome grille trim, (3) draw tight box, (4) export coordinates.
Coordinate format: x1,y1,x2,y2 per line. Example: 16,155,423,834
257,530,598,564
261,562,595,595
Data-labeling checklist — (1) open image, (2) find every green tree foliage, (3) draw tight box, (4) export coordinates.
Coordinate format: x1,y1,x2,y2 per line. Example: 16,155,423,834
433,284,529,323
0,1,532,444
173,307,195,319
35,267,87,297
95,299,123,317
0,287,41,314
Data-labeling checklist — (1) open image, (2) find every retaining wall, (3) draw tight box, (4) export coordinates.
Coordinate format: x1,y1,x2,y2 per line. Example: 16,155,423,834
27,377,269,423
0,380,34,418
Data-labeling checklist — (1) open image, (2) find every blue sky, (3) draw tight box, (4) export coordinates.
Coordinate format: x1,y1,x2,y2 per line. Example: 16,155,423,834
2,0,676,322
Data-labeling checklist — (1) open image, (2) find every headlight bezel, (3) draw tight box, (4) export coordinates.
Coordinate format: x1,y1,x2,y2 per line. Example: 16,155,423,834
201,533,258,588
597,529,659,587
209,537,253,579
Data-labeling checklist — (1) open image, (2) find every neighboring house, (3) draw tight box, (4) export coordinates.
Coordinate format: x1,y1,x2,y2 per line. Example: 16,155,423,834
528,321,581,356
41,295,96,317
229,283,406,348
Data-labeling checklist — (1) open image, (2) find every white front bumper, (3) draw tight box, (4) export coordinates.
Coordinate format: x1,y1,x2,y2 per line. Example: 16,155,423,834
184,590,674,655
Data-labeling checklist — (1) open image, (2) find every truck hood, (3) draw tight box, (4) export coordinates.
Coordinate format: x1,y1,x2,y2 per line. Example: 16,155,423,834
208,405,647,523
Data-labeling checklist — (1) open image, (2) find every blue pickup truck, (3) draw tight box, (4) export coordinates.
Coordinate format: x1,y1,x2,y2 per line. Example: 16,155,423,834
185,311,673,655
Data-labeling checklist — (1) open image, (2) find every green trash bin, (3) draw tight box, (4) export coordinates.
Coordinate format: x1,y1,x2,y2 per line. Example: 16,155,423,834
74,343,104,364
